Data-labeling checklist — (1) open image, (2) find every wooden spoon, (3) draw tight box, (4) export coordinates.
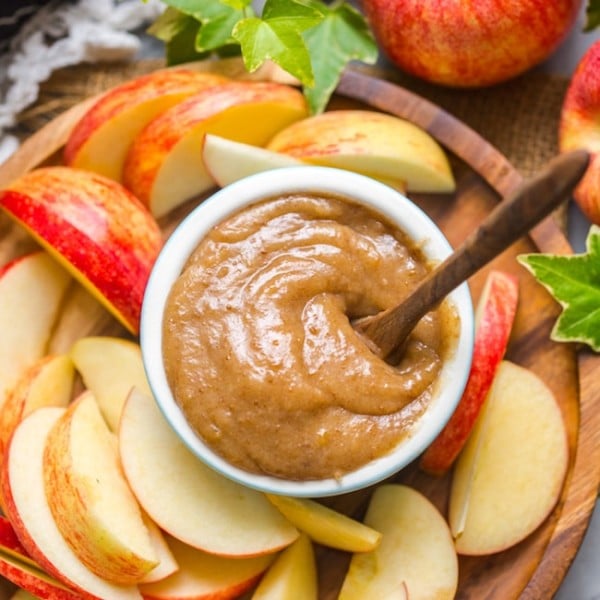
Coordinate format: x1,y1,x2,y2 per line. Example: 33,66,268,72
354,149,590,360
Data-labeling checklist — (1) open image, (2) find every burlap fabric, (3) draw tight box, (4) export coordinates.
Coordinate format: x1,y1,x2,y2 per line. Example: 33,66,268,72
10,58,570,222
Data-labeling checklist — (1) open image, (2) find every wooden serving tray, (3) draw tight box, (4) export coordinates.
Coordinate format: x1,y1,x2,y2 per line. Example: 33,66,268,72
1,59,599,599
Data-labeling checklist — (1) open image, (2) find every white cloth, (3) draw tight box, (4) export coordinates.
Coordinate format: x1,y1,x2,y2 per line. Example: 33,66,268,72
0,0,165,164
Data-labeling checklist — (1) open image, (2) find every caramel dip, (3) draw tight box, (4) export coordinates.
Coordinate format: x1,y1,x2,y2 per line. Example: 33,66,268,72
163,193,457,480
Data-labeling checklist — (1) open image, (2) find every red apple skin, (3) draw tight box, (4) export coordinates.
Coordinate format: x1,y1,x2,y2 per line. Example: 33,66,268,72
0,517,80,598
0,515,29,558
420,270,519,476
559,40,600,224
122,81,307,209
362,0,581,87
0,166,163,334
0,554,82,600
64,69,229,180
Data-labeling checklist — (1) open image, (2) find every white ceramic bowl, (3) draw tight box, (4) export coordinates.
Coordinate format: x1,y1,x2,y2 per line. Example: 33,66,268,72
141,166,474,498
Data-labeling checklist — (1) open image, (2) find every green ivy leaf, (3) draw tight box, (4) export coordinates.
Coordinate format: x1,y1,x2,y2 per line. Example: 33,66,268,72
232,0,323,86
151,10,211,65
147,0,377,113
302,2,377,113
194,1,248,51
584,0,600,31
518,225,600,352
147,6,189,42
154,0,213,17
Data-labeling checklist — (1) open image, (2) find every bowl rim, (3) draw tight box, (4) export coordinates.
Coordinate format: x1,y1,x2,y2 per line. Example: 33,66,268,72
140,165,474,498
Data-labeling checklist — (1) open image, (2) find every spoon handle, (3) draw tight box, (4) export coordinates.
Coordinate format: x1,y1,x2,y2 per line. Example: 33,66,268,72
355,149,590,359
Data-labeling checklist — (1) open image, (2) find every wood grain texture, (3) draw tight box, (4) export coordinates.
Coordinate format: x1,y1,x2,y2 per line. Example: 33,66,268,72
0,60,598,600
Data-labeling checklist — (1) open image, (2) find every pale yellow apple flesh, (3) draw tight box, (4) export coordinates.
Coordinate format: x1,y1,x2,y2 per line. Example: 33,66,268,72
251,534,317,600
139,516,178,585
140,534,273,599
338,484,458,600
64,69,230,181
202,134,305,187
265,494,381,553
119,388,298,557
0,252,71,413
266,110,455,193
122,81,308,218
48,283,115,354
0,354,74,474
1,407,142,599
69,336,151,431
43,392,158,584
449,360,569,555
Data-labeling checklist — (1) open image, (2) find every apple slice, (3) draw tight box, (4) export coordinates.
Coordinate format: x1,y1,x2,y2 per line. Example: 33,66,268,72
48,283,115,354
338,485,458,600
139,516,179,585
64,69,229,181
119,388,298,557
69,336,151,431
43,392,158,584
202,134,304,187
0,354,74,472
0,552,81,600
449,360,569,555
420,270,519,475
251,534,317,600
122,80,308,217
1,407,142,599
0,166,163,334
140,534,273,600
265,495,381,553
266,110,456,193
0,251,71,413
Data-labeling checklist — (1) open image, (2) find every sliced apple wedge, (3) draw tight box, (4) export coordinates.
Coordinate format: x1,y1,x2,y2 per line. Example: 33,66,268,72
202,134,304,187
449,360,569,555
1,407,142,599
64,69,229,181
48,282,115,354
0,166,163,334
43,392,158,584
119,388,298,557
265,495,381,553
251,534,317,600
266,110,455,193
122,81,308,217
420,270,519,475
69,336,151,431
338,485,458,600
140,516,178,585
0,251,71,413
140,534,273,600
0,354,74,472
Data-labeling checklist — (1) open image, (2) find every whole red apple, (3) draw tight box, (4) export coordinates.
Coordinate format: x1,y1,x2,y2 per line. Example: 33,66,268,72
559,40,600,224
361,0,581,87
